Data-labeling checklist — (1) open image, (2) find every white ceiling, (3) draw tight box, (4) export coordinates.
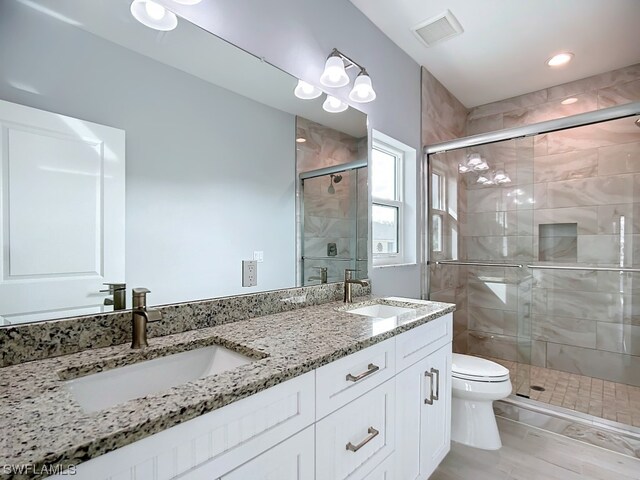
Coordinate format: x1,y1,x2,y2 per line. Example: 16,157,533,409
349,0,640,108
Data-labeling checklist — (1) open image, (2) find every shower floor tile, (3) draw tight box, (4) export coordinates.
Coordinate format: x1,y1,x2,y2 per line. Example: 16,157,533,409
482,356,640,428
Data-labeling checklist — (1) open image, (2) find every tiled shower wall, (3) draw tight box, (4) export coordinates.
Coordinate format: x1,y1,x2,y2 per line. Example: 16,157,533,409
457,63,640,387
296,117,368,285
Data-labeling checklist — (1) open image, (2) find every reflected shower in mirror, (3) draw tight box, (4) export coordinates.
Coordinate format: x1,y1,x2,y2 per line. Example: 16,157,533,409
0,0,367,326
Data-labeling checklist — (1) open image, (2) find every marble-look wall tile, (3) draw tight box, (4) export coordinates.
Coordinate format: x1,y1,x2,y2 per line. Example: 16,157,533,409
534,206,598,235
543,174,634,209
598,78,640,108
466,187,506,213
468,89,548,120
547,63,640,101
460,211,506,237
577,234,631,265
468,279,519,311
466,113,503,136
533,149,598,183
506,210,534,237
532,269,598,292
531,339,547,368
597,203,637,234
503,92,598,129
532,315,597,349
546,117,640,155
422,67,468,145
538,289,634,323
596,323,640,356
468,307,518,335
546,342,640,387
598,141,640,177
453,330,468,354
467,331,518,361
465,235,533,261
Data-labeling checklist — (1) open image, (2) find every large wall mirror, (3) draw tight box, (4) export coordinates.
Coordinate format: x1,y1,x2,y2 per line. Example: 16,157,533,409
0,0,368,326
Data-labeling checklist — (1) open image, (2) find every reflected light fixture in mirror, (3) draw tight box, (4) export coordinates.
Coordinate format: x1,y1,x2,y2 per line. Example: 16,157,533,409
323,95,349,113
294,80,323,100
173,0,202,4
130,0,178,30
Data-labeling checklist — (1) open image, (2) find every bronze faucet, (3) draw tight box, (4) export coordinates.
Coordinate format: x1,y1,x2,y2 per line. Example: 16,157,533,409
131,288,162,349
343,269,370,303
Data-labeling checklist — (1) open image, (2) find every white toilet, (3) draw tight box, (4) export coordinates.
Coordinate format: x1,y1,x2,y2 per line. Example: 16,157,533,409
451,353,512,450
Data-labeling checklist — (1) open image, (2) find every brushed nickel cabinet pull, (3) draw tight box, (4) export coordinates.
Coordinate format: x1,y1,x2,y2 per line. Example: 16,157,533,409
345,363,379,382
431,367,440,402
424,370,434,405
346,427,379,452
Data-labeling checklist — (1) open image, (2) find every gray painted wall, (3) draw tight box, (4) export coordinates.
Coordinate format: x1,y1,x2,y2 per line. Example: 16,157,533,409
0,2,296,305
171,0,424,297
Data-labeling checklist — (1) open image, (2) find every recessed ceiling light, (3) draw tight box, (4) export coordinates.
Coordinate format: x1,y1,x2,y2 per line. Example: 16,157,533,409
561,97,578,105
296,138,307,143
546,52,574,67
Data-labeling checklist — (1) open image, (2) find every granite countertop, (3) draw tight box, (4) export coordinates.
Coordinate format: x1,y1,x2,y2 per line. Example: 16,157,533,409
0,296,454,478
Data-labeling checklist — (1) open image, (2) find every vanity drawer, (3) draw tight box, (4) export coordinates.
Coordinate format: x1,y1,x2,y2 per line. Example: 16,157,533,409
316,378,395,480
315,337,395,419
395,313,452,371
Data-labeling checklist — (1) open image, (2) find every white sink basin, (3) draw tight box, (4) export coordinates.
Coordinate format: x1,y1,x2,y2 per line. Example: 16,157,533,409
65,345,254,413
347,304,415,318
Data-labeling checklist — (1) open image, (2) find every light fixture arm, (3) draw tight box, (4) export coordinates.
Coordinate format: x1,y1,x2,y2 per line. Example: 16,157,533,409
328,48,366,73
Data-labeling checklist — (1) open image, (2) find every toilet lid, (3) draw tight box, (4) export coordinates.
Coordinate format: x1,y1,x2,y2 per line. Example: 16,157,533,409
452,354,510,380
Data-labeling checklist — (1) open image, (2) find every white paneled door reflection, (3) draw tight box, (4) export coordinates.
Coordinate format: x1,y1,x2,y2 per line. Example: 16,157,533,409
0,99,125,324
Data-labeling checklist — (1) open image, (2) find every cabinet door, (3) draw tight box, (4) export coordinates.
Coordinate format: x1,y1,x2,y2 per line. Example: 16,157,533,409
395,356,428,480
420,344,452,479
220,426,314,480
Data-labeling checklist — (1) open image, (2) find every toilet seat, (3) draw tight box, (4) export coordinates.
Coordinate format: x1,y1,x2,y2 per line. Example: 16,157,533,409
452,354,510,383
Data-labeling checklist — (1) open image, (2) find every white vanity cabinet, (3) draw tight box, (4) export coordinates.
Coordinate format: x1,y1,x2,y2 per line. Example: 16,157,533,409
395,315,453,480
50,313,453,480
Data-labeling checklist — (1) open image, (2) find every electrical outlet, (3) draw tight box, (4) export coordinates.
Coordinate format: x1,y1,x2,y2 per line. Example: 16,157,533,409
253,251,264,263
242,260,257,287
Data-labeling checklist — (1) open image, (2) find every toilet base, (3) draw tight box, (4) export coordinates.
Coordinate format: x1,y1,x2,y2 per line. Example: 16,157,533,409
451,396,502,450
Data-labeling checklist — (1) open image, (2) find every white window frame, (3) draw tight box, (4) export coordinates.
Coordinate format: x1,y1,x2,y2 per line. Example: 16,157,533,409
431,170,446,253
372,140,404,266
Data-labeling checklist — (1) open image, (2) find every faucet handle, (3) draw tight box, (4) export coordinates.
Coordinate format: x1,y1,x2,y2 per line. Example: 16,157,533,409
100,282,126,294
132,287,150,295
132,288,151,309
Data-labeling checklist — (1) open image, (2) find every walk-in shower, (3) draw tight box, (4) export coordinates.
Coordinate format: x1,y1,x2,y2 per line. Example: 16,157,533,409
426,102,640,429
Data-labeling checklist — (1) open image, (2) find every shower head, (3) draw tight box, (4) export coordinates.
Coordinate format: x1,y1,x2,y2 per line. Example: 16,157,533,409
327,174,342,194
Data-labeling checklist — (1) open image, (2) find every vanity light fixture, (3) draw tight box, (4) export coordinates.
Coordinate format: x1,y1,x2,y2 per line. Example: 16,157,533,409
473,160,489,171
476,174,490,184
466,153,482,167
130,0,178,31
458,163,472,173
294,80,323,100
320,51,350,88
296,137,307,143
348,70,376,103
323,95,349,113
561,97,578,105
546,52,574,67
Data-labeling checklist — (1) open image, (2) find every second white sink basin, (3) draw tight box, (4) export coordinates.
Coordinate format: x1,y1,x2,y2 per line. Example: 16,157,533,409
65,345,254,413
347,303,415,318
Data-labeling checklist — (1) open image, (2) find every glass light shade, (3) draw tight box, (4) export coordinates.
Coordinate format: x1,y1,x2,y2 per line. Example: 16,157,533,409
130,0,178,31
294,79,322,100
320,56,349,88
322,95,348,113
348,72,376,103
493,170,507,182
458,164,471,173
172,0,202,4
473,161,489,171
476,175,489,184
497,174,512,184
467,153,482,167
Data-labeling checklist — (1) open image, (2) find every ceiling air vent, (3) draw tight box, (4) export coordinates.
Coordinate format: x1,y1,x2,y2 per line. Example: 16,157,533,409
412,10,463,47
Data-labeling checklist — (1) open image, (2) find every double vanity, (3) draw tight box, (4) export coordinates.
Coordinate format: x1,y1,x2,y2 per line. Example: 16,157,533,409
1,292,454,480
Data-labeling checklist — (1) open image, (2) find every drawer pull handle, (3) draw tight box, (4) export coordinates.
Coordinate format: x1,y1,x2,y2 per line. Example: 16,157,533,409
432,367,440,401
346,427,379,452
424,370,434,405
346,363,379,382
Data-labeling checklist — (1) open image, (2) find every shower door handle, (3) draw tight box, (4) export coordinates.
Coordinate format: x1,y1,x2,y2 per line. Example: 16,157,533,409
424,370,434,405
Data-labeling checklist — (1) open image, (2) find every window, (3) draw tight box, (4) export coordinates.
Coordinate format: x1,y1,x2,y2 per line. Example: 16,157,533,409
372,141,403,263
431,171,445,253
